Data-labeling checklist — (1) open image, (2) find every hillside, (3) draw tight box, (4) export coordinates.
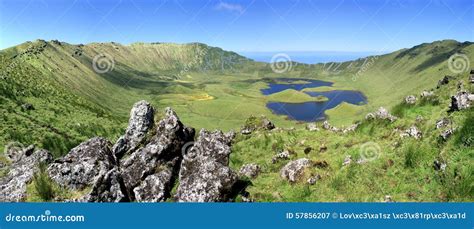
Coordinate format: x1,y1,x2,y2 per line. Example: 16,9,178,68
0,39,473,157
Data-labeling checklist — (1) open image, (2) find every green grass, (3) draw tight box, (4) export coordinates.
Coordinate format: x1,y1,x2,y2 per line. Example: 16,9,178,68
1,39,473,202
266,89,328,103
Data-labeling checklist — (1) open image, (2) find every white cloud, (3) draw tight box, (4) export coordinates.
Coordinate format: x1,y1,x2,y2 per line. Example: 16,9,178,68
215,2,244,14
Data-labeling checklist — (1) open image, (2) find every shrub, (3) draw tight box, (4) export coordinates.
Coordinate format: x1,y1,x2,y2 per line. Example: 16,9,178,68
32,162,55,201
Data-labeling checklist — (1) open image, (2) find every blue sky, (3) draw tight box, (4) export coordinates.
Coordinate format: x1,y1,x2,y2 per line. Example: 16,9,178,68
0,0,472,52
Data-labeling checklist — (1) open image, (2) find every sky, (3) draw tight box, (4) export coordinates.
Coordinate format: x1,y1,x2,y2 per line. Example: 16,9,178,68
0,0,473,53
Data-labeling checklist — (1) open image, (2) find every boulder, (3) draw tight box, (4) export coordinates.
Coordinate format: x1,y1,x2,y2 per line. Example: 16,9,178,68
280,158,311,182
176,129,238,202
469,74,474,84
404,95,417,104
366,107,397,122
48,137,115,190
112,100,155,158
81,168,128,202
241,115,275,134
440,128,454,141
21,103,34,111
307,174,321,185
322,121,339,132
271,150,290,164
435,118,451,129
133,159,177,202
342,155,352,166
239,163,261,179
437,75,452,88
450,91,473,111
420,90,434,98
433,160,447,172
401,126,422,139
306,123,319,131
0,149,53,202
120,108,194,201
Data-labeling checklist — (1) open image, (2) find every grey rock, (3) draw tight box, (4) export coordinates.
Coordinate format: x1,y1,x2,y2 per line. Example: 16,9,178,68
322,121,339,132
307,174,321,185
120,108,194,200
450,91,473,111
306,123,319,131
437,75,452,88
469,74,474,84
435,118,451,129
384,195,393,203
271,150,290,164
176,129,238,202
420,90,434,98
366,107,397,122
0,149,53,202
239,163,261,178
433,160,447,172
280,158,311,183
48,137,115,190
113,100,155,158
133,159,177,202
241,115,275,135
402,126,422,139
82,168,128,202
404,95,417,104
440,128,454,141
342,155,352,166
21,103,34,111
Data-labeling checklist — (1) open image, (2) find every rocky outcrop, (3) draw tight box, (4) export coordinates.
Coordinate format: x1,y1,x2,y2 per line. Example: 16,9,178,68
322,121,339,132
133,160,177,202
239,163,261,179
0,148,53,202
48,137,115,190
436,118,451,129
81,168,128,202
401,126,422,139
241,115,275,135
420,90,434,98
120,108,194,201
271,150,291,164
405,95,417,104
113,100,155,158
449,91,473,111
306,123,319,131
176,130,238,202
365,107,397,122
280,158,311,183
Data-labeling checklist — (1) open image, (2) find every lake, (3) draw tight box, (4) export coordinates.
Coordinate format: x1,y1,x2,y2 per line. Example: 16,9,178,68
262,78,367,122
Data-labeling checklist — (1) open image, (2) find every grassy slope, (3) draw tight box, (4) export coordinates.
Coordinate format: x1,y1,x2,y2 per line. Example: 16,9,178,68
1,39,472,153
266,89,328,103
231,72,473,202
